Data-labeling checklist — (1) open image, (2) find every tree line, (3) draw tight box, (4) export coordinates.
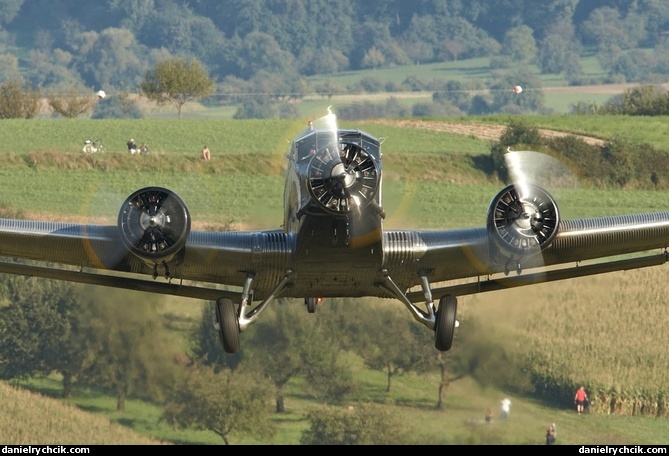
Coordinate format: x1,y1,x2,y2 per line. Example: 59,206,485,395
1,0,669,118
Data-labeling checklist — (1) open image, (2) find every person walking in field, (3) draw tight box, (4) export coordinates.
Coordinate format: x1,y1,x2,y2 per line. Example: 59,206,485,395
575,386,588,414
500,397,511,419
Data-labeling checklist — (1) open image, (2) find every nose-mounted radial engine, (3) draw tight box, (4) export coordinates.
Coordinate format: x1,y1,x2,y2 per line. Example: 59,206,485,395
288,128,385,243
307,141,380,215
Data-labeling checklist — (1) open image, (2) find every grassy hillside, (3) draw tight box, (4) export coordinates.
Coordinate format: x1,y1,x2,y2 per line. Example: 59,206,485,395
11,349,669,445
0,381,169,444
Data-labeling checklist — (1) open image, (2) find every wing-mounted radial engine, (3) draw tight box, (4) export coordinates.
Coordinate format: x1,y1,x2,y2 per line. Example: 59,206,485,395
486,183,560,273
118,187,191,277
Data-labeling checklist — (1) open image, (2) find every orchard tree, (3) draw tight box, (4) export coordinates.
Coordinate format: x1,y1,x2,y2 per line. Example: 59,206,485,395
75,288,176,412
162,363,276,445
139,57,215,119
0,276,84,397
300,404,411,445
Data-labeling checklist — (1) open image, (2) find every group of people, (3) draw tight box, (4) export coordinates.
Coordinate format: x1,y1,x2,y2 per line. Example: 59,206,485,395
127,139,148,155
480,386,588,445
543,387,587,445
125,140,213,160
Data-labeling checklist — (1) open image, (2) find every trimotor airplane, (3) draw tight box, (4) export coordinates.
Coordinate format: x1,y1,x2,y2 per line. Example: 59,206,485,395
1,109,668,354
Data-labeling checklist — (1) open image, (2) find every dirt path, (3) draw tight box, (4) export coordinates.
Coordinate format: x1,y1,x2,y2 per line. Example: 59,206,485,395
368,119,606,146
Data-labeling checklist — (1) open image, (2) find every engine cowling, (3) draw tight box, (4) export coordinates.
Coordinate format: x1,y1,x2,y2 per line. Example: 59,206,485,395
487,183,560,258
118,187,191,265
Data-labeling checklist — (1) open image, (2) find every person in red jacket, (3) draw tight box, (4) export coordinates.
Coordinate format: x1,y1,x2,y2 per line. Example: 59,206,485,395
574,386,588,414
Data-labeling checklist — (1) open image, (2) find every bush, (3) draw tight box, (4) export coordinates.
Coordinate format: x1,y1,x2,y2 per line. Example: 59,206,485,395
91,94,143,119
300,404,412,445
0,79,41,119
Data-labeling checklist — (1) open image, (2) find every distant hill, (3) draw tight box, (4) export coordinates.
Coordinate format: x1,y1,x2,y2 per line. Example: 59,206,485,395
0,381,169,445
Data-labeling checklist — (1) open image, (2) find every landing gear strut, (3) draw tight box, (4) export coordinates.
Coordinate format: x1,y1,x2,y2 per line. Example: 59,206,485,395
380,269,458,352
214,270,294,354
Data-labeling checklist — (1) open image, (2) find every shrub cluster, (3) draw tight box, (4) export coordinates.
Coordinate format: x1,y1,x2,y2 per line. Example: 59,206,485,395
490,118,669,190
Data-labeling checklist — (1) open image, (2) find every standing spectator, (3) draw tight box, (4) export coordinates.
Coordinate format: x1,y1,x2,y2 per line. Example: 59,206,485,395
574,386,588,414
545,422,556,445
500,397,511,419
202,145,211,161
485,407,493,423
127,139,138,154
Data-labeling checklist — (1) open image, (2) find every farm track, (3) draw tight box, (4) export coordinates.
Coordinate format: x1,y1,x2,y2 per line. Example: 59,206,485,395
367,119,606,146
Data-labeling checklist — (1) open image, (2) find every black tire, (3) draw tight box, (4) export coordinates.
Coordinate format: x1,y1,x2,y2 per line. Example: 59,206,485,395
305,297,317,313
215,298,240,353
435,295,457,351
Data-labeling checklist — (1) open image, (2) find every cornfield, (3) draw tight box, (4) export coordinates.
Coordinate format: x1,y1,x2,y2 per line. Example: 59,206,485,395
469,266,669,417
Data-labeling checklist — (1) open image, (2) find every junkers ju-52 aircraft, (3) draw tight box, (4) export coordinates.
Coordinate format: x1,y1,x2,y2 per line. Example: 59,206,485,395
0,109,668,354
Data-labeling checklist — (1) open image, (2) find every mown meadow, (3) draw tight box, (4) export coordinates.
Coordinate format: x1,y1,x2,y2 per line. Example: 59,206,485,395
1,116,669,444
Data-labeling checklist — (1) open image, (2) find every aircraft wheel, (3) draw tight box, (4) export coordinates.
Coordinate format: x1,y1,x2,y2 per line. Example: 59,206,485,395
305,297,318,313
216,298,240,353
435,295,457,352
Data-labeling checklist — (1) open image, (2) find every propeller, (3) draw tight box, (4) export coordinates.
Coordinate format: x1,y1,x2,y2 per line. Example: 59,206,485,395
77,180,129,269
306,108,384,247
487,149,578,275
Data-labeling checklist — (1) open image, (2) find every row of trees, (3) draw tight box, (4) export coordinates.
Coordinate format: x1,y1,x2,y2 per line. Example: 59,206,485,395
0,56,547,119
1,0,669,115
0,57,214,119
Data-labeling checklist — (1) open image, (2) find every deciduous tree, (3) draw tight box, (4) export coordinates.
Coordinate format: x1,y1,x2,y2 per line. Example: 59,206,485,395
300,403,411,445
162,363,276,445
47,84,94,118
139,57,215,119
75,289,176,412
0,78,41,119
0,277,84,397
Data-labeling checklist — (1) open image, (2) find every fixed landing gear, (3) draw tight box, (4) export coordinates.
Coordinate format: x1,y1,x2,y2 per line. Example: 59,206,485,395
213,269,294,354
435,295,457,351
304,297,321,313
380,269,459,352
215,298,240,354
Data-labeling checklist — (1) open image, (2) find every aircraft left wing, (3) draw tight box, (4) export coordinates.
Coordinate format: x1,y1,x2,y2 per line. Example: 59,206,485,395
0,192,295,304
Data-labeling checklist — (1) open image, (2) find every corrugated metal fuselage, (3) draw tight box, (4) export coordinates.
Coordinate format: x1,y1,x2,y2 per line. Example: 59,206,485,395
280,128,388,298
